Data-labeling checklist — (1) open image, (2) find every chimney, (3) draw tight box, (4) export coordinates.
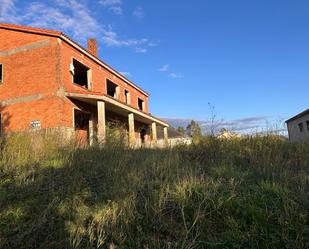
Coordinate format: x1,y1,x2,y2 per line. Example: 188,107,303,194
88,38,98,57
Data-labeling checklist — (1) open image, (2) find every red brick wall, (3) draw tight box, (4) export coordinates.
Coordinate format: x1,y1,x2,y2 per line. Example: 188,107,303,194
60,41,149,113
0,29,51,51
0,27,150,134
0,41,60,98
1,98,67,132
0,29,67,132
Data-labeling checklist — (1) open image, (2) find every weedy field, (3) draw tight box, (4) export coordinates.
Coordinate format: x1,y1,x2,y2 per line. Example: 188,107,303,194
0,132,308,249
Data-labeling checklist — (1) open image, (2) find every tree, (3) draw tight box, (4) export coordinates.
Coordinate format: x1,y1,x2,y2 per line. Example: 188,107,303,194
207,102,223,136
186,120,202,138
177,126,185,136
208,102,217,136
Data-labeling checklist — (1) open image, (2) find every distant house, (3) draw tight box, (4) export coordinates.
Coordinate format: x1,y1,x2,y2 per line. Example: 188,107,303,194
286,109,309,142
217,128,240,139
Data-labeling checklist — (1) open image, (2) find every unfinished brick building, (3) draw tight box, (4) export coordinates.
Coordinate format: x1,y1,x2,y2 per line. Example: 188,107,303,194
0,22,169,146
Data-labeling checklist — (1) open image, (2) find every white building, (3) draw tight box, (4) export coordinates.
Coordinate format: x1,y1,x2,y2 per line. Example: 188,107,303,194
286,108,309,142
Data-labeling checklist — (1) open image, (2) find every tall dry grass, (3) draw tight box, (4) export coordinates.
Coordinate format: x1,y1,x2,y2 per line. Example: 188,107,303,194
0,132,308,248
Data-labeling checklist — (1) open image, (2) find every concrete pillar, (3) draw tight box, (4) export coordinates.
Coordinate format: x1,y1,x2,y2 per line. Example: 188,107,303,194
128,113,135,146
97,101,106,144
151,122,157,142
164,127,169,146
89,117,94,146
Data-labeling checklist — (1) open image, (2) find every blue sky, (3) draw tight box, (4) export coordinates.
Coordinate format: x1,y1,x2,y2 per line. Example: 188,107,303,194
1,0,309,132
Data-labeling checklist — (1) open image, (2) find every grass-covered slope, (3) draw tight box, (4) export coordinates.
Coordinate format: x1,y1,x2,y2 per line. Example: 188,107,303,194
0,134,308,248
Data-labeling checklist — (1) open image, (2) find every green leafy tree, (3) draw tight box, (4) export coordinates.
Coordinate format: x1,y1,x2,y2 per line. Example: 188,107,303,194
186,120,202,138
177,126,185,136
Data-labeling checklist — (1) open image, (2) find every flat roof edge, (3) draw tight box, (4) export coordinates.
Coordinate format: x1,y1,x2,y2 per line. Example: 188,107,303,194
285,108,309,123
0,22,61,37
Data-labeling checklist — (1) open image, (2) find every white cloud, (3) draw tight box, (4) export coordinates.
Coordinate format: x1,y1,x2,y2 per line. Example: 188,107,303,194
148,41,158,47
0,0,14,15
102,27,151,52
159,64,183,79
109,6,122,15
0,0,155,52
133,7,144,19
99,0,122,6
102,27,149,48
135,47,147,53
99,0,122,15
120,72,131,77
169,73,184,79
159,64,169,72
0,0,20,22
163,116,284,135
23,1,100,41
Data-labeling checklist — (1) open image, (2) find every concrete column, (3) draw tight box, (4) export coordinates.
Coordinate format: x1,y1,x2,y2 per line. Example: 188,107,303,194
128,113,135,146
87,69,92,90
97,101,106,144
151,122,157,142
164,127,169,146
89,117,94,146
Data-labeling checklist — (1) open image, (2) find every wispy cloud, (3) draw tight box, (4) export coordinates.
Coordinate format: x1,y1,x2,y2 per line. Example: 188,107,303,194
102,29,153,52
158,64,184,79
24,0,100,40
163,116,287,135
0,0,14,15
0,0,20,22
109,6,122,15
169,72,184,79
99,0,122,15
159,64,169,72
0,0,155,53
99,0,122,6
120,72,131,77
133,7,144,19
102,27,150,48
135,47,147,53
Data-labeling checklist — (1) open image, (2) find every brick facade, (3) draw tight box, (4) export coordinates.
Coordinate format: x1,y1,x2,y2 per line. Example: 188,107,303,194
0,22,168,145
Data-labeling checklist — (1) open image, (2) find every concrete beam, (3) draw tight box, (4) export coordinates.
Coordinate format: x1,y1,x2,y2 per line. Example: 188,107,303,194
151,122,157,142
0,40,52,57
128,113,135,146
65,92,169,127
0,94,43,107
97,101,106,144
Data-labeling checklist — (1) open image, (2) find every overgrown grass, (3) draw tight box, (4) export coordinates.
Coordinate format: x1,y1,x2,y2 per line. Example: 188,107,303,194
0,133,308,248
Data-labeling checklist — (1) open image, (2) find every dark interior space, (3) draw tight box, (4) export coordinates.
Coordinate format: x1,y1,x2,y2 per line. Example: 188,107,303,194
72,59,89,88
107,79,118,98
74,109,90,130
138,98,144,111
124,90,129,104
140,128,147,143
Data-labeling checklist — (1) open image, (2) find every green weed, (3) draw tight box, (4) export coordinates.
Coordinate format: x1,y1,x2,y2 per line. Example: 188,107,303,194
0,133,308,248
